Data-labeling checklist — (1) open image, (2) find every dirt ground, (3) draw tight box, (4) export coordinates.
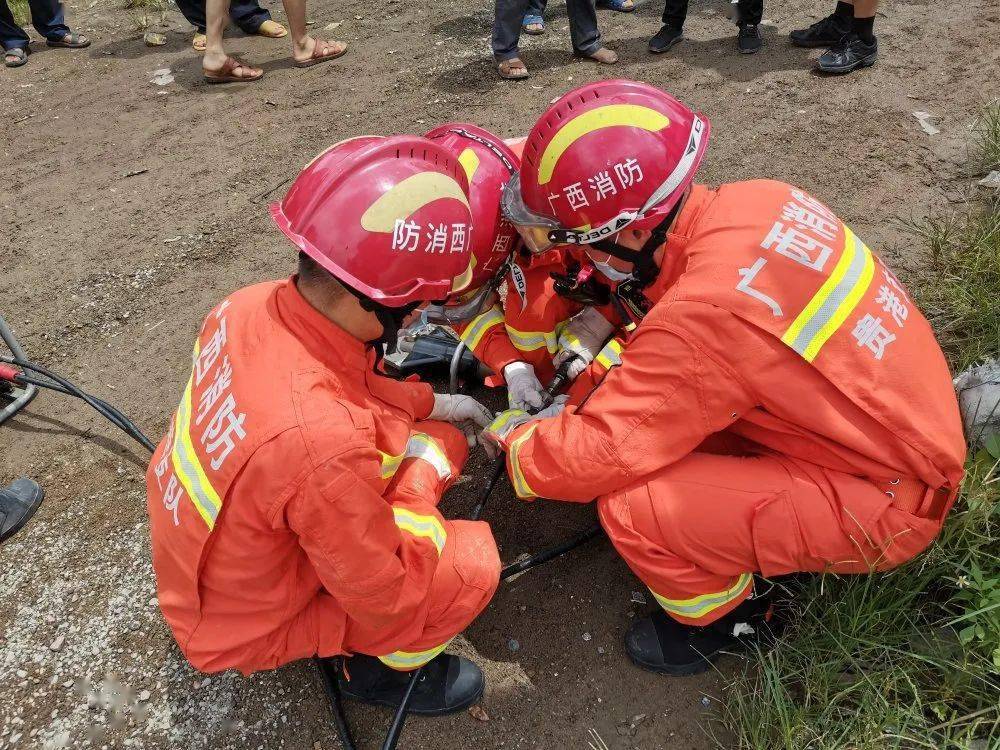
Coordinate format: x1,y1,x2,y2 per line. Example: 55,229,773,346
2,0,999,747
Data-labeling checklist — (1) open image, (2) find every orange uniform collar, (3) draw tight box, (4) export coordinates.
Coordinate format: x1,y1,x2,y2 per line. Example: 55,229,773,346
274,277,369,373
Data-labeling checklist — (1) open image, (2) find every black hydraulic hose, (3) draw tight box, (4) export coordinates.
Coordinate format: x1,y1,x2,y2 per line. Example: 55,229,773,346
316,658,357,750
2,356,155,453
380,360,578,750
501,523,603,581
15,372,135,436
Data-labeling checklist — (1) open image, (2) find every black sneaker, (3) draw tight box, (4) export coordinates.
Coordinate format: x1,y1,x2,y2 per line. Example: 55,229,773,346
737,23,762,54
328,653,485,716
817,33,878,73
789,13,852,48
624,593,779,676
648,25,683,54
0,478,44,544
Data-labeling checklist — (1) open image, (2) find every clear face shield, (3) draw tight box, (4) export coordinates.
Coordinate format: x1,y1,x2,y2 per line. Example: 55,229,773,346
500,172,564,255
422,280,501,326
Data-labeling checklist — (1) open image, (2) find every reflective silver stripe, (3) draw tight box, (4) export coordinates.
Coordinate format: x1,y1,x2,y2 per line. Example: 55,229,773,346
378,640,450,670
169,374,221,528
781,228,875,362
392,507,447,555
459,306,505,351
651,572,753,619
505,324,560,354
595,339,623,370
403,433,452,480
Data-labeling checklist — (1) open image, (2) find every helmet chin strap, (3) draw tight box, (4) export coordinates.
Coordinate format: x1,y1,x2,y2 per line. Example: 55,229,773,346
342,285,420,366
590,200,682,289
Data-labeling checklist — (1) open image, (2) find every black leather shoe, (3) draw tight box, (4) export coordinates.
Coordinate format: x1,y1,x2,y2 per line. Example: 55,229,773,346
789,13,852,48
0,478,44,543
624,593,779,676
330,653,485,716
817,33,878,73
737,23,762,54
648,25,683,54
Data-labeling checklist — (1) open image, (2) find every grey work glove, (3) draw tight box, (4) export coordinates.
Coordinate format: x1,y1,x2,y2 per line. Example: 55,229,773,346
553,307,616,381
503,361,548,411
480,395,569,460
429,393,495,447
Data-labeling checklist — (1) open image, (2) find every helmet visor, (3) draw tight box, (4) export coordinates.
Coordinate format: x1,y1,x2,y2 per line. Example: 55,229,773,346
423,283,498,325
501,172,562,254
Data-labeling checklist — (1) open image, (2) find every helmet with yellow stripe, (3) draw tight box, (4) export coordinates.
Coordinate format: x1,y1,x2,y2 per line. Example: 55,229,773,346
502,80,710,256
270,135,476,307
422,123,521,324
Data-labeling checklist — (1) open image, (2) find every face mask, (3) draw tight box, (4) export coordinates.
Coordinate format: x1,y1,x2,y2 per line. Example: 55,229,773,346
592,258,633,283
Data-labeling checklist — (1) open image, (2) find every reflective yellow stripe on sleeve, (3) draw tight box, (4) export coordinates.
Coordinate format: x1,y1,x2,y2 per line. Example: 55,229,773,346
380,433,453,481
651,572,753,621
378,640,451,670
169,341,222,529
594,339,624,371
508,424,538,499
505,323,564,354
781,227,875,363
392,506,447,555
403,433,452,480
459,305,505,351
486,409,527,440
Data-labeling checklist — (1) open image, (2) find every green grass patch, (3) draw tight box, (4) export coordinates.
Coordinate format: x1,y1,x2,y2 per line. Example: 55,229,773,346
717,104,1000,749
10,0,30,26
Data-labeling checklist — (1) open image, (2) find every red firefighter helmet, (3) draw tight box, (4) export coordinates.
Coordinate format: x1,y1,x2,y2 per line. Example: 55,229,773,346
270,135,476,306
502,80,710,254
421,123,521,324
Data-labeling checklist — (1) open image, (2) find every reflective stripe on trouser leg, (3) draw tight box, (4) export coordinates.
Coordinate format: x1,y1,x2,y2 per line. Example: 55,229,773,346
378,640,451,671
650,572,754,623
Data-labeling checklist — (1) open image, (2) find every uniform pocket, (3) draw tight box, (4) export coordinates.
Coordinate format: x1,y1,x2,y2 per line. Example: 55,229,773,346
751,491,807,578
450,520,501,594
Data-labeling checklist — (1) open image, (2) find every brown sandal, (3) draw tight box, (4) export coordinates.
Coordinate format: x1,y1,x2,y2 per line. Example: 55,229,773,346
203,55,264,84
498,57,529,80
294,39,348,68
47,33,90,49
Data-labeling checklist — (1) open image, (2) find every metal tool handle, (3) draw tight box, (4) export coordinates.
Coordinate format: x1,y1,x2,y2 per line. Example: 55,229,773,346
0,315,37,425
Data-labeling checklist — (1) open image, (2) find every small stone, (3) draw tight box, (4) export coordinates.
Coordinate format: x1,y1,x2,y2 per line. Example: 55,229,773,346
138,690,151,702
63,680,74,688
468,704,490,722
700,696,711,708
597,647,606,655
507,638,520,653
582,632,592,642
16,669,27,678
50,635,65,652
978,171,1000,189
630,591,647,605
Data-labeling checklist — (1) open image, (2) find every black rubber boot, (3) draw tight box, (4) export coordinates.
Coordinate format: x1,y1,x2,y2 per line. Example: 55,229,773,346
737,23,762,54
329,653,485,716
0,478,44,544
648,25,683,54
789,12,852,48
624,592,778,676
817,33,878,73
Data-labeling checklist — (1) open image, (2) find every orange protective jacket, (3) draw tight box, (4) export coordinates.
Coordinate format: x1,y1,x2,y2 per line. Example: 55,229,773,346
503,182,966,525
456,249,581,384
146,279,498,674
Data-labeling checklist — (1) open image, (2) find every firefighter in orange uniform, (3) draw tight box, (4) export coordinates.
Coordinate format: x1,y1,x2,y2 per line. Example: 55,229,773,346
420,124,614,409
485,80,966,675
145,135,501,715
